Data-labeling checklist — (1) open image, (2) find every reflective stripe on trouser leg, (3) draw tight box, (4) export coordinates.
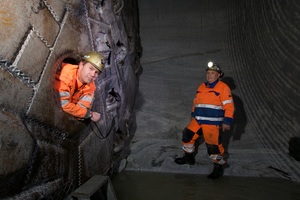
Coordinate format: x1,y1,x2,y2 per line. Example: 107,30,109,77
182,143,195,153
210,154,226,165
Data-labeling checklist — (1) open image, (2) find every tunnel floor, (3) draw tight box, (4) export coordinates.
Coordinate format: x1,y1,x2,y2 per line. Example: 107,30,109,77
111,171,300,200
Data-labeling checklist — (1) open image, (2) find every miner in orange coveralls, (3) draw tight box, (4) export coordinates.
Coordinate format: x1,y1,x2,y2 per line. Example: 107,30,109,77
175,62,234,179
55,51,105,122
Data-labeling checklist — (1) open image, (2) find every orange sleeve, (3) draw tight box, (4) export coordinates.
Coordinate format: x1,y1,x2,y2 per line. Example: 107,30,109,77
54,64,95,119
221,84,234,120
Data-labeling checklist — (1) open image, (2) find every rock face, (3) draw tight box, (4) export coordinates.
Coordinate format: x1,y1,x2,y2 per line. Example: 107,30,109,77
0,0,142,198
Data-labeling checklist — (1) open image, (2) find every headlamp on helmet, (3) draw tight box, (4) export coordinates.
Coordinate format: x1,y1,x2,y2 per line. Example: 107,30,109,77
206,61,224,78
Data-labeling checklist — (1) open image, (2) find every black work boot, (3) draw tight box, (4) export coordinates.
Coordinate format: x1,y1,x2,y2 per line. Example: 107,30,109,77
175,152,195,165
207,163,224,179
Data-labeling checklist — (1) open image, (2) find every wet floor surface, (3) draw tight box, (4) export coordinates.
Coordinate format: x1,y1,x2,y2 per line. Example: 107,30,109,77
111,171,300,200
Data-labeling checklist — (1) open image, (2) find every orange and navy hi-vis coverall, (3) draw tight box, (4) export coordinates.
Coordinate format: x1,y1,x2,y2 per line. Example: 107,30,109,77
54,63,96,120
182,79,234,164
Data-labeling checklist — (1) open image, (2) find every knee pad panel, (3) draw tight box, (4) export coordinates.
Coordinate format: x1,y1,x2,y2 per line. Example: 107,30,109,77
182,128,195,143
206,143,220,155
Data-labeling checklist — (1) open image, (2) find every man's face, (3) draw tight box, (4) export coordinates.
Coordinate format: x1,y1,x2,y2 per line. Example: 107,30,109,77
77,62,100,84
206,70,220,84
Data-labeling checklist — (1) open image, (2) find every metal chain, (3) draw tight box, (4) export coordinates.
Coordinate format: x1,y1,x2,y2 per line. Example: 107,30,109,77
42,0,61,23
0,59,36,87
32,26,52,48
0,27,37,88
82,0,95,50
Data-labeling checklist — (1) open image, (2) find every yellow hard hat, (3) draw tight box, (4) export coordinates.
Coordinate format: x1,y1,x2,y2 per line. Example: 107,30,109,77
82,51,105,72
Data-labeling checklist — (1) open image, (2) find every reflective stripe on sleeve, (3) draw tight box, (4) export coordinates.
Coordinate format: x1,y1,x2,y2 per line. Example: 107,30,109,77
60,99,69,106
78,95,93,103
59,91,70,98
77,101,88,109
222,99,233,105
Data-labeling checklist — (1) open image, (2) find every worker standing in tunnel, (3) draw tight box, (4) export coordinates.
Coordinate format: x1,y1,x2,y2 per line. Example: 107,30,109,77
55,51,105,122
175,62,234,179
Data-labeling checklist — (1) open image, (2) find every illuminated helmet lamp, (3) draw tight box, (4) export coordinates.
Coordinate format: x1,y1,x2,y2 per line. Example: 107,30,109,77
206,61,224,78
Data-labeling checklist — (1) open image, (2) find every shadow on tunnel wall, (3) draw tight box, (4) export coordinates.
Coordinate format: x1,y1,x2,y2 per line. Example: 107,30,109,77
221,76,247,143
220,76,247,161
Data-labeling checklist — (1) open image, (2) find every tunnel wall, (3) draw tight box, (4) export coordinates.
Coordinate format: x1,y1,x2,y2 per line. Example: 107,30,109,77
227,0,300,180
0,0,141,198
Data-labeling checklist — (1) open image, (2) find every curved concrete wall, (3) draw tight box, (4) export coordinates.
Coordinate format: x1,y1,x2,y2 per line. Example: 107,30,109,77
125,0,300,183
227,0,300,179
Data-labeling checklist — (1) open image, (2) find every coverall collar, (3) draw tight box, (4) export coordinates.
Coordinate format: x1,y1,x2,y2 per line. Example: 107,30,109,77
205,79,219,88
76,70,85,89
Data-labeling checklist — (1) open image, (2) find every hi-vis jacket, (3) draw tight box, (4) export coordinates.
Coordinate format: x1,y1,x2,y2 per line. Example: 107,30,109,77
191,80,234,126
55,63,96,119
